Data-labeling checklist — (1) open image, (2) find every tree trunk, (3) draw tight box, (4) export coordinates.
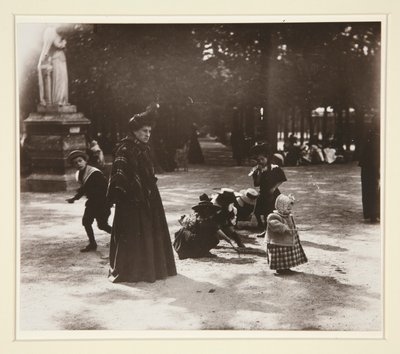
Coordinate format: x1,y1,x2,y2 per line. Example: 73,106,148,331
291,106,296,137
309,110,314,140
353,106,365,161
335,108,344,152
322,106,328,144
300,108,305,145
283,108,289,141
259,25,277,151
345,107,351,150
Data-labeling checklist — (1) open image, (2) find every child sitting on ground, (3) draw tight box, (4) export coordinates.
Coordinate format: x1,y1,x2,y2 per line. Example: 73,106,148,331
233,188,258,226
173,194,238,259
66,150,112,252
212,188,246,247
265,194,307,275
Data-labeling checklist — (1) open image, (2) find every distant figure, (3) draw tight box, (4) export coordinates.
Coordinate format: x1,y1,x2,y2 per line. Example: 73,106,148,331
323,146,337,164
174,140,190,172
284,135,301,166
88,140,105,171
359,128,380,223
97,132,114,155
188,124,204,164
37,26,68,105
66,150,112,252
230,128,246,165
265,194,308,275
302,136,324,164
230,107,246,165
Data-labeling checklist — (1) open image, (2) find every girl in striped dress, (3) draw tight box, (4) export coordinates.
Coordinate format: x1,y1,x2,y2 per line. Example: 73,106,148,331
265,194,307,275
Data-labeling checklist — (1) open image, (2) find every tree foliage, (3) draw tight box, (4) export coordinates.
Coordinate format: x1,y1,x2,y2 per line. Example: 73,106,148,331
19,21,381,154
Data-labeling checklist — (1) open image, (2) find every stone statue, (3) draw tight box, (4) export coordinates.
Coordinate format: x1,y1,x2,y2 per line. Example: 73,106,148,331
37,26,69,106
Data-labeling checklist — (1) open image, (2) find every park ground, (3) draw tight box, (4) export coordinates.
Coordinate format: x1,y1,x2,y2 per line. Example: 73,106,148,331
18,138,382,334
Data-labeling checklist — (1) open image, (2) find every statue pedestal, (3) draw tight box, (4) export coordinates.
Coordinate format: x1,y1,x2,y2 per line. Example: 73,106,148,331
24,104,91,192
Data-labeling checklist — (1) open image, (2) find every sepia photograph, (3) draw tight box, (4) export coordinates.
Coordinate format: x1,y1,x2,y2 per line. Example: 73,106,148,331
15,16,385,338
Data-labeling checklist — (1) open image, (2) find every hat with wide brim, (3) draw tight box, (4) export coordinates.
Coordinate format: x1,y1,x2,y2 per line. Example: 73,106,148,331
67,150,89,165
272,153,284,165
238,188,259,206
192,201,221,213
249,143,271,158
215,188,236,205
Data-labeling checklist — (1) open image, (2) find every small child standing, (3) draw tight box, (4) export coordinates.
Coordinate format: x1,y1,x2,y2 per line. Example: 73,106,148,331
66,150,112,252
265,194,307,275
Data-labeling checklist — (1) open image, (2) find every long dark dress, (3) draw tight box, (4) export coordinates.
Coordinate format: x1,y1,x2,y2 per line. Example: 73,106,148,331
252,165,287,218
107,134,177,283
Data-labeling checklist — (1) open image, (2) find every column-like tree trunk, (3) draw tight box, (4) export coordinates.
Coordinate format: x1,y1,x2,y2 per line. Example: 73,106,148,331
259,25,277,151
322,106,328,144
353,105,365,161
344,107,351,150
300,108,305,145
283,108,289,141
291,106,296,137
335,108,344,152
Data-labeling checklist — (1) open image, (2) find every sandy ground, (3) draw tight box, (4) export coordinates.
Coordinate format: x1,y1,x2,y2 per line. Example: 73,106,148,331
18,139,381,333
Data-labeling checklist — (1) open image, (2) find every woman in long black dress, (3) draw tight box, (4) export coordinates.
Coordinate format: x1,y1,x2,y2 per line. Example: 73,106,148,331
107,107,177,283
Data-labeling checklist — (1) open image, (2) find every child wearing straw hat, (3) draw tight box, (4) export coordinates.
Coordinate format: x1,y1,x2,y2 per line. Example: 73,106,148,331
234,188,258,223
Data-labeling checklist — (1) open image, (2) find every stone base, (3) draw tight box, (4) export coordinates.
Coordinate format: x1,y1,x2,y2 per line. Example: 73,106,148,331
26,173,79,193
37,104,77,114
24,106,91,192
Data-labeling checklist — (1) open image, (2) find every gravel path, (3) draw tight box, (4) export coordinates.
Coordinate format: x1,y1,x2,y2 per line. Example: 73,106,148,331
18,138,381,336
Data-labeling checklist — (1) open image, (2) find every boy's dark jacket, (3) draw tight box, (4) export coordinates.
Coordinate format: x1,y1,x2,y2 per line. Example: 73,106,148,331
73,165,108,206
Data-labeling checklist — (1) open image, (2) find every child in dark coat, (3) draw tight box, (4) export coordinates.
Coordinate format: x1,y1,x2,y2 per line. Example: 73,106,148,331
249,143,287,230
66,150,112,252
173,194,237,259
212,188,246,247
